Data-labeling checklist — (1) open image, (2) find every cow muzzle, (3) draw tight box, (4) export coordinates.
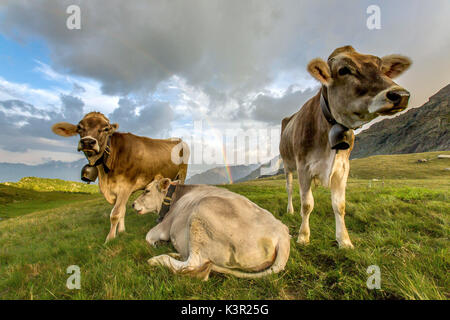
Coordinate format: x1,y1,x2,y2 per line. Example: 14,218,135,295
368,87,410,115
77,136,100,155
132,202,147,215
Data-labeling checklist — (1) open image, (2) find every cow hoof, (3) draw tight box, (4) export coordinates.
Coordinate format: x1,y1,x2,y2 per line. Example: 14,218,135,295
297,235,310,245
338,240,354,249
167,252,182,259
147,240,159,248
148,257,162,266
150,240,170,248
287,208,294,215
104,234,116,244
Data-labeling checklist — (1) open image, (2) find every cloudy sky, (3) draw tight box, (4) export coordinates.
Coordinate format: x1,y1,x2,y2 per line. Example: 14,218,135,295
0,0,449,167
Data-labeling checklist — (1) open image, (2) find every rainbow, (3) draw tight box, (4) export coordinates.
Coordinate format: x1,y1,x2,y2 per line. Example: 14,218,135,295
221,141,233,184
204,118,234,184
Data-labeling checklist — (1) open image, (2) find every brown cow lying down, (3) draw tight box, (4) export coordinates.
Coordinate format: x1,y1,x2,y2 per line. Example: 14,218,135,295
132,176,290,280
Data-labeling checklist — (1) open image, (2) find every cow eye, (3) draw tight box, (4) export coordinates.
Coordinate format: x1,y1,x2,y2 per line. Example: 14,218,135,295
338,67,351,76
103,127,110,132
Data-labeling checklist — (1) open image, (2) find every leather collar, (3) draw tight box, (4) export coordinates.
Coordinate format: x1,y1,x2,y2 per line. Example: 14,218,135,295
93,135,112,173
320,92,338,126
157,183,177,223
319,88,352,151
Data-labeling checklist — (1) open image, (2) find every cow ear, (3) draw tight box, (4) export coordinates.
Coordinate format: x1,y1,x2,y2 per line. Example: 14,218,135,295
381,55,412,78
307,58,332,85
52,122,78,137
111,123,119,132
158,178,171,192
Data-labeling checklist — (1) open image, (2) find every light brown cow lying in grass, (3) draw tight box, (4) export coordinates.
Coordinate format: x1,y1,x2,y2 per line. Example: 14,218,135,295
133,176,290,280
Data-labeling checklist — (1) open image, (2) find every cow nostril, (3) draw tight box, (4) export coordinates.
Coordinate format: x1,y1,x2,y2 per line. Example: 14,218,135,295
386,91,401,104
386,90,410,107
132,203,135,209
81,138,96,146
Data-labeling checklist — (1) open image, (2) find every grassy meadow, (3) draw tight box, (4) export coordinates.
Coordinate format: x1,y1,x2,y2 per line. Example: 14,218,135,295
0,151,449,300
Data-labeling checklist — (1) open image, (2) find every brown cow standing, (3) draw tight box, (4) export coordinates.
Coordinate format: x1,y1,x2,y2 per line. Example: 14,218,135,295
52,112,189,243
280,46,411,248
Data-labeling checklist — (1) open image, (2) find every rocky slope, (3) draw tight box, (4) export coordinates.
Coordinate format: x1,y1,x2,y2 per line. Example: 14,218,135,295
351,84,450,159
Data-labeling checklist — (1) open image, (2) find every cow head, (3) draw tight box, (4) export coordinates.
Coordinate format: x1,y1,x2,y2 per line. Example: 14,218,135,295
132,175,177,215
307,45,411,129
51,112,119,165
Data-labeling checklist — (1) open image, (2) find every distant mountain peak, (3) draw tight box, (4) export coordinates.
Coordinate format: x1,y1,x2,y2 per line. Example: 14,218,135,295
186,164,259,185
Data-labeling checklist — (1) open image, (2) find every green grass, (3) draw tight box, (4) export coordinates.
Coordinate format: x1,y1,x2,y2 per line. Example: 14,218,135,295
0,151,449,300
0,184,101,220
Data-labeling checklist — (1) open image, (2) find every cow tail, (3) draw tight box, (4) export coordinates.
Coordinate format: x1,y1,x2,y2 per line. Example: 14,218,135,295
210,234,290,279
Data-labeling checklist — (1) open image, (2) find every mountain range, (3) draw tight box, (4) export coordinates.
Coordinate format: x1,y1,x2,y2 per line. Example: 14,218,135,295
186,164,260,185
0,159,86,183
234,155,284,183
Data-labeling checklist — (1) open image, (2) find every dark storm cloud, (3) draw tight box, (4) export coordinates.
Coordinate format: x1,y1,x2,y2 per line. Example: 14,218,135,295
0,99,64,152
0,0,286,96
249,86,318,124
2,95,84,142
109,98,175,136
0,93,89,151
60,94,84,121
0,0,449,121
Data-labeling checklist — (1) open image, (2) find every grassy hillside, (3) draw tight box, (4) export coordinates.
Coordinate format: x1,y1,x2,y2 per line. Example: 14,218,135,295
0,178,101,220
0,152,448,299
2,177,99,193
349,151,450,180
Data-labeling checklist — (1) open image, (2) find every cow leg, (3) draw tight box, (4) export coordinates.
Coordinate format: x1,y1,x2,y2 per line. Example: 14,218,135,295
330,165,354,249
148,254,211,281
105,190,131,243
117,216,126,233
285,170,294,214
297,170,314,245
145,222,170,247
